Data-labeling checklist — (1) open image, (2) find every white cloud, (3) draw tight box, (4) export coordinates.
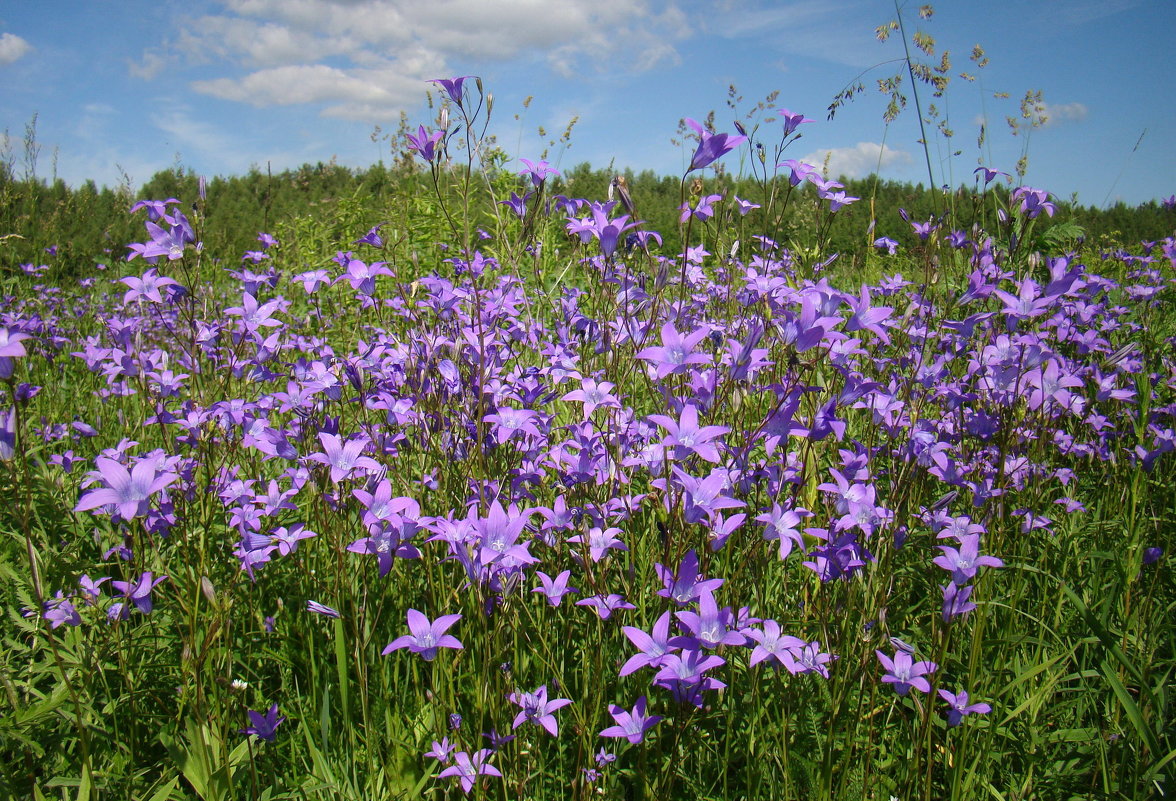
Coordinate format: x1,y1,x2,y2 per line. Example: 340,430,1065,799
0,32,33,65
174,0,690,119
800,141,911,179
1039,102,1088,127
195,64,409,108
129,50,168,80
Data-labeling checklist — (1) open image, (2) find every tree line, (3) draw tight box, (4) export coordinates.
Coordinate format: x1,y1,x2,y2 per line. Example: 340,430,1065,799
1,157,1172,278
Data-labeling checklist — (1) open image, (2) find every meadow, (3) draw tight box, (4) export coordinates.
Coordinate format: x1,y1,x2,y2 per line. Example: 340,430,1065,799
1,72,1174,801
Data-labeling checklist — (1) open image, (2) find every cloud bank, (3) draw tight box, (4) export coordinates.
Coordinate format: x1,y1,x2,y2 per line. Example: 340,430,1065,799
163,0,690,120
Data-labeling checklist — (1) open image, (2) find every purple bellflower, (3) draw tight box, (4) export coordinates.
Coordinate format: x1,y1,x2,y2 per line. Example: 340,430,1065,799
431,75,473,107
240,704,285,742
877,649,937,695
619,611,677,676
933,534,1003,585
425,737,455,762
406,125,445,162
383,609,463,661
532,569,578,606
679,193,723,223
75,456,177,520
647,404,729,463
438,749,501,795
599,696,662,744
636,322,713,380
518,158,559,187
307,433,381,484
684,118,746,172
508,684,572,736
575,594,635,620
675,589,746,649
938,689,992,726
656,549,724,605
120,268,182,305
745,619,807,668
776,108,815,136
109,572,168,619
1012,186,1056,218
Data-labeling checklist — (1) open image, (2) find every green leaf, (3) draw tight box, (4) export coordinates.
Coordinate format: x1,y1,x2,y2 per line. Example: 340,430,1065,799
144,776,181,801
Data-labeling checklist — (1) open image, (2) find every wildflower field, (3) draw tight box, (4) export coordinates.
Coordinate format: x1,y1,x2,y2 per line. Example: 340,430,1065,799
2,75,1174,801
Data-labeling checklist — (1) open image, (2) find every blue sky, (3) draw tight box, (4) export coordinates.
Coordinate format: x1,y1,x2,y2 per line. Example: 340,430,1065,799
1,0,1173,207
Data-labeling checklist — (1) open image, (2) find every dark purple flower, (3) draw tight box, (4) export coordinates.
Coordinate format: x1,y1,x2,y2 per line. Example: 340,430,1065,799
498,190,532,219
431,75,474,107
775,108,815,137
130,198,179,221
518,158,559,187
354,223,386,248
974,166,1009,184
481,728,515,750
109,572,168,619
684,118,746,172
656,549,724,605
777,159,819,187
941,583,977,622
406,125,445,162
240,704,285,742
938,689,991,726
